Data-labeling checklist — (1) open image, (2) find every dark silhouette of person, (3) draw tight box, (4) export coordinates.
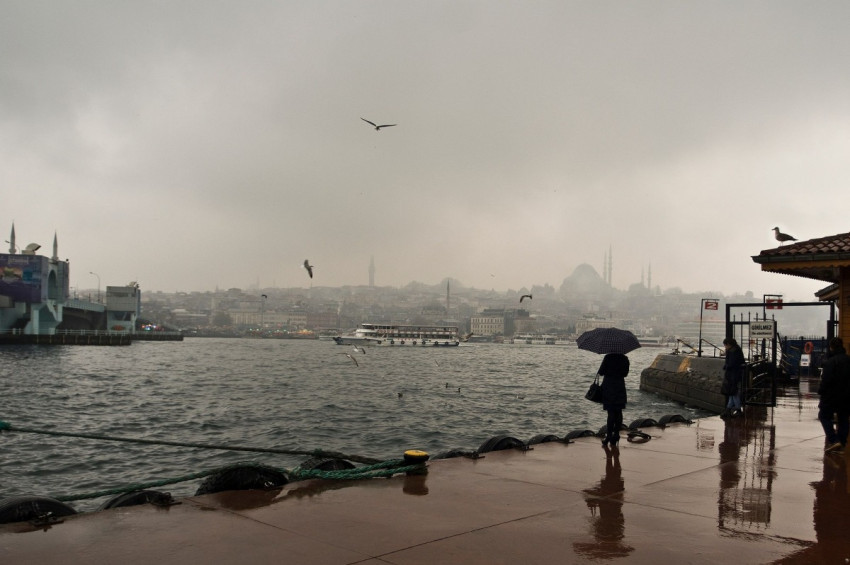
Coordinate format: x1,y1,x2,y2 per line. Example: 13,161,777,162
818,337,850,452
721,337,746,418
598,353,629,447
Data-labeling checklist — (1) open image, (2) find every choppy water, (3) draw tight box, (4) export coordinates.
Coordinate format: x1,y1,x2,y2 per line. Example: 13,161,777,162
0,338,710,511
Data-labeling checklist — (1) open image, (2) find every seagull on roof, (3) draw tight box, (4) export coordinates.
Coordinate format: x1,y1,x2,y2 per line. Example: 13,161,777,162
303,259,314,278
520,294,532,303
361,117,396,131
772,227,797,245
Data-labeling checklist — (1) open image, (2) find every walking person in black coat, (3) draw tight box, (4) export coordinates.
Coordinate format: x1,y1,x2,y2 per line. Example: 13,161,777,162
598,353,629,447
721,337,746,418
818,337,850,453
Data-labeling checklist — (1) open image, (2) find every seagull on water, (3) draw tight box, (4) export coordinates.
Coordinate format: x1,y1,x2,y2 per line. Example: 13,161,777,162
520,294,532,303
772,227,797,245
361,117,396,131
303,259,314,278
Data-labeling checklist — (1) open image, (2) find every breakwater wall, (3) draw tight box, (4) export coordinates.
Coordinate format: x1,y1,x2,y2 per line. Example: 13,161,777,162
640,354,726,413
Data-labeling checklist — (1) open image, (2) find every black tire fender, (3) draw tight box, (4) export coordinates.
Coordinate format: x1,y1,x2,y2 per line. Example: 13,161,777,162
658,414,692,426
296,457,356,472
628,418,658,429
97,490,175,510
527,434,561,445
476,435,525,454
0,495,77,524
195,463,288,496
564,429,596,440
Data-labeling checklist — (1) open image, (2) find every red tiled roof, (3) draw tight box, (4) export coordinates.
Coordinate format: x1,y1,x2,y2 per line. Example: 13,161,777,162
752,230,850,284
755,231,850,258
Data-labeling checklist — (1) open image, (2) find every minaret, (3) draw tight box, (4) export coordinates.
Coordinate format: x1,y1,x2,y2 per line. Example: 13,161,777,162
52,232,58,261
446,279,450,315
602,249,608,284
647,262,652,293
369,255,375,287
9,223,15,254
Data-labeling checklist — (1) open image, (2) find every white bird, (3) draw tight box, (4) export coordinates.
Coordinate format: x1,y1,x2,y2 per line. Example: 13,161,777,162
303,259,314,278
342,353,359,367
353,345,366,355
772,227,797,245
361,117,396,131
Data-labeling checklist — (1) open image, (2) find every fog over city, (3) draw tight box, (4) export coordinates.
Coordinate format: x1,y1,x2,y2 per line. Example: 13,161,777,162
3,2,849,300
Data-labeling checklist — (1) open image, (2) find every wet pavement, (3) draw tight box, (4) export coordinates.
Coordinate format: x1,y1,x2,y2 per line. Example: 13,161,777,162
3,375,849,564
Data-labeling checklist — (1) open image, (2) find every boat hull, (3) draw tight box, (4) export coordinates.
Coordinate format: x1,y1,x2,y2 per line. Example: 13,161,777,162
333,336,459,347
333,323,460,348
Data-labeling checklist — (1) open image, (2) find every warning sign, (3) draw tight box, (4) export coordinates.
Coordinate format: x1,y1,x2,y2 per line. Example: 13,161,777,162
750,321,775,339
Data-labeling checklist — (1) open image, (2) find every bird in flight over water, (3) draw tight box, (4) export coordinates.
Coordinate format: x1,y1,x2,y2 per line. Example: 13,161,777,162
361,117,396,131
520,294,532,303
772,227,797,245
343,353,359,367
303,259,314,278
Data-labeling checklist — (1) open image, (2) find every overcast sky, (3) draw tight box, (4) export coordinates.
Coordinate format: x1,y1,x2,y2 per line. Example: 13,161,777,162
2,2,848,300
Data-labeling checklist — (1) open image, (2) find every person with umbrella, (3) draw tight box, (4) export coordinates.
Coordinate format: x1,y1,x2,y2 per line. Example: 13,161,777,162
577,328,641,448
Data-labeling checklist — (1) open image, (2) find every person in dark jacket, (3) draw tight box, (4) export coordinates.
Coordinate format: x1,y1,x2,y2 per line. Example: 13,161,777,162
818,337,850,452
721,337,746,418
598,353,629,447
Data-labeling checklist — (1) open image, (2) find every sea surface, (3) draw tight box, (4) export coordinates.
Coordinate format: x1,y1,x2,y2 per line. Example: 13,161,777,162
0,338,711,512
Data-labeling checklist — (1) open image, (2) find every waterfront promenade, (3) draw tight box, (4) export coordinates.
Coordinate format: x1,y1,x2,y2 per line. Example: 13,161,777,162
1,375,845,564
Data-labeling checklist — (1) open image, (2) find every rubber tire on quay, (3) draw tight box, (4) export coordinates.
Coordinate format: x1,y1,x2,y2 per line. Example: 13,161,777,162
527,434,561,445
296,457,356,472
476,435,525,454
195,463,288,496
0,495,77,524
628,418,658,429
564,430,596,440
97,490,174,511
432,448,476,460
658,414,691,426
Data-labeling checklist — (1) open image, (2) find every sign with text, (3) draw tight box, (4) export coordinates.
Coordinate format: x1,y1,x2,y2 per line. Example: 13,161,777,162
765,298,783,310
704,299,718,310
800,354,811,367
750,321,776,339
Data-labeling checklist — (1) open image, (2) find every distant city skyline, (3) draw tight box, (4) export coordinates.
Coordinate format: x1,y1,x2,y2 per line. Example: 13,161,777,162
4,3,846,302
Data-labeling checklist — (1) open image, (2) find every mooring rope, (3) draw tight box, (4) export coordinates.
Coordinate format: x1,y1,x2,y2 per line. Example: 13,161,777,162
49,459,427,503
0,419,425,504
0,419,381,464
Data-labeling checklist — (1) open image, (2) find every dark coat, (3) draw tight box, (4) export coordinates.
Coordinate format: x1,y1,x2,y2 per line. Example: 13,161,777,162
818,347,850,410
721,345,745,396
599,353,629,410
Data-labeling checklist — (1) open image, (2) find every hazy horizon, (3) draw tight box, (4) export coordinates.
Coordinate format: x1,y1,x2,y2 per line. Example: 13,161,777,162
4,2,848,302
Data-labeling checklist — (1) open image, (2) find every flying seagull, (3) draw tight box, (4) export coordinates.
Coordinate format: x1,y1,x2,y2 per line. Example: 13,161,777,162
520,294,532,303
772,227,797,245
361,117,396,131
303,259,314,278
353,345,367,355
342,353,359,367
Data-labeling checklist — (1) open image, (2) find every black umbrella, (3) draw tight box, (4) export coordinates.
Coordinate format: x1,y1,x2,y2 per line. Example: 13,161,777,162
576,327,641,355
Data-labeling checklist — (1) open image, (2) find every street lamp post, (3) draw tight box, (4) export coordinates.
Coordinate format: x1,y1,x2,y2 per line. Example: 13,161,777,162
90,271,101,303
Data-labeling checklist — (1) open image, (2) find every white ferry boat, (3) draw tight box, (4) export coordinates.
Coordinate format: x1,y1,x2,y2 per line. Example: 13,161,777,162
333,323,460,347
